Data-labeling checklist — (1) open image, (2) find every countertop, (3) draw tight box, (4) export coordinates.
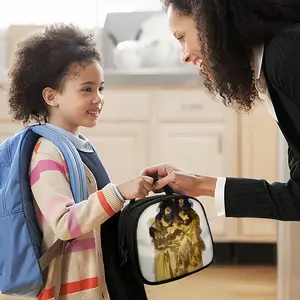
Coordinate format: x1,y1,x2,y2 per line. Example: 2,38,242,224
0,68,203,87
103,68,202,86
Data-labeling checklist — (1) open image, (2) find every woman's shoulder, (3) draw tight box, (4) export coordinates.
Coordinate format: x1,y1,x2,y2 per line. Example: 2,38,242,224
264,24,300,69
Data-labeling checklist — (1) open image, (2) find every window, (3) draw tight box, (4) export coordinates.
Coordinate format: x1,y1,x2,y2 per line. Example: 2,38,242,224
1,0,98,28
0,0,162,28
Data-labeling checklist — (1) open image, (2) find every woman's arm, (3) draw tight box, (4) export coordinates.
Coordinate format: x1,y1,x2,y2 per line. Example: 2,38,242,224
142,163,300,221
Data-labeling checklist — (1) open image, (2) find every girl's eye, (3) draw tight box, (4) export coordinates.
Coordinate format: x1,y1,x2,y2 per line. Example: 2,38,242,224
83,87,92,92
99,86,104,92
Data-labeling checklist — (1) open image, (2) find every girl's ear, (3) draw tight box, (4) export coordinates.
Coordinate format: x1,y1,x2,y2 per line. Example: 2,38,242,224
42,87,59,107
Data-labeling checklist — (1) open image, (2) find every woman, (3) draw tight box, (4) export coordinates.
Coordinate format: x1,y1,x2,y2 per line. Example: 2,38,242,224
142,0,300,221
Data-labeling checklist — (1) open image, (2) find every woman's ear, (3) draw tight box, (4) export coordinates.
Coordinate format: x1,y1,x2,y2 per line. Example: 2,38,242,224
42,87,59,107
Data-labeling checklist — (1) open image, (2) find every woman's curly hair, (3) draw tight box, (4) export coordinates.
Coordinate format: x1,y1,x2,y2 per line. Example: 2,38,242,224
8,23,101,124
161,0,300,111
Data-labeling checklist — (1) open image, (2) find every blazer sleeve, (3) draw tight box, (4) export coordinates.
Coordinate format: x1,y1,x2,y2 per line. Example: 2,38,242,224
224,27,300,221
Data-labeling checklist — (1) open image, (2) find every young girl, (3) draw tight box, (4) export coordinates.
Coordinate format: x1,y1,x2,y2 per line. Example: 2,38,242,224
7,24,153,300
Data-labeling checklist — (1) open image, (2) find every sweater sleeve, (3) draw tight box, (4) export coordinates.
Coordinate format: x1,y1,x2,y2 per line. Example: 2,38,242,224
29,139,124,241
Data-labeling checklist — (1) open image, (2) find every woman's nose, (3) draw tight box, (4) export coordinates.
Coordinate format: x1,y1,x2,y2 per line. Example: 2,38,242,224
182,50,191,64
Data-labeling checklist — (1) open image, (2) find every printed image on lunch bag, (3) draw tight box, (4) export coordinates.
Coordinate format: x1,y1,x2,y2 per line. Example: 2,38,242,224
134,195,214,284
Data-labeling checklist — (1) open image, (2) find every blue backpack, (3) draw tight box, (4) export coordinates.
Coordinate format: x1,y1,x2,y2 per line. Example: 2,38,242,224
0,124,88,298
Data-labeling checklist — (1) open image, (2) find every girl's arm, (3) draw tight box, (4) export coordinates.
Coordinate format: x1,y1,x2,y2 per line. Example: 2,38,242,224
30,140,123,241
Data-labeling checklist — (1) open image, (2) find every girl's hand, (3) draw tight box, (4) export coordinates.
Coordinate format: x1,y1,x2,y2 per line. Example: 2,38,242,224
117,176,154,200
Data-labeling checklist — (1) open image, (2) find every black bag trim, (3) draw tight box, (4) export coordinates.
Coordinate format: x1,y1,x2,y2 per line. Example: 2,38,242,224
118,193,215,285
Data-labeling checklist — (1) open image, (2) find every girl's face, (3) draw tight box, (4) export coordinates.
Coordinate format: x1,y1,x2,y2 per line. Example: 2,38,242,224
42,60,104,134
167,4,203,71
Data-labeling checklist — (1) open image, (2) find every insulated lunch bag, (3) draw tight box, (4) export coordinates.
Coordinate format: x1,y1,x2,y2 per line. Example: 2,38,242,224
118,187,214,285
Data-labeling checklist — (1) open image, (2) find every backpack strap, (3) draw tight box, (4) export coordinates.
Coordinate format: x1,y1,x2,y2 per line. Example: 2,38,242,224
39,240,65,271
30,124,88,271
31,124,88,202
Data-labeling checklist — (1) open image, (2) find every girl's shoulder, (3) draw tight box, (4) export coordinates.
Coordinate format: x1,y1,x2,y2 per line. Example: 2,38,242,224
31,137,64,163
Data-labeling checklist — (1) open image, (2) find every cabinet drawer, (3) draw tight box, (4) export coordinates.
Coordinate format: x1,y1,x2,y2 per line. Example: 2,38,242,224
101,89,149,121
156,89,224,122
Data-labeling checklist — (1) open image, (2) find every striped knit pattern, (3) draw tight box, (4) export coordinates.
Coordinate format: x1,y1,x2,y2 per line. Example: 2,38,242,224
29,137,124,299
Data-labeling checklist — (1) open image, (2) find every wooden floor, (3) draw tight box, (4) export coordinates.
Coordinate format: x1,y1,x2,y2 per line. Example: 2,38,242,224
1,266,276,300
146,265,277,300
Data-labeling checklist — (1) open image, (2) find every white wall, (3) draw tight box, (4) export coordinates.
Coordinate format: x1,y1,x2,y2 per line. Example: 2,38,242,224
0,0,162,28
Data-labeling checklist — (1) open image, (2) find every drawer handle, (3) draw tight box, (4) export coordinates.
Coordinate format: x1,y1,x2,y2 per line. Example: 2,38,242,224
181,104,203,110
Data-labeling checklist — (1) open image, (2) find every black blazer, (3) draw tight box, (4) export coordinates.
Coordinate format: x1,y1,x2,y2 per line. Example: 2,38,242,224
225,24,300,221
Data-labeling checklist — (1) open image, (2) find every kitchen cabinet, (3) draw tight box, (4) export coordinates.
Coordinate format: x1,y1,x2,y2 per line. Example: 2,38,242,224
0,83,279,243
91,87,278,243
80,89,150,185
80,87,239,242
235,102,278,242
0,24,279,243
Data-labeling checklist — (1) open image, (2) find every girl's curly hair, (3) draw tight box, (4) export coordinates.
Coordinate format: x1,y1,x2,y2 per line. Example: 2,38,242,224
8,23,101,124
161,0,300,111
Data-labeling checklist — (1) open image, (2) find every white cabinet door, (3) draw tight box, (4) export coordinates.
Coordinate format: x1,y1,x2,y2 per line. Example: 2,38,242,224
155,122,232,240
80,122,149,185
237,103,278,242
80,88,150,184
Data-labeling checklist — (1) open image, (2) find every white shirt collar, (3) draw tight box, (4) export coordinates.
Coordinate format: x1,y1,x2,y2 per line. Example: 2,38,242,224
45,123,94,153
253,44,264,80
252,44,278,121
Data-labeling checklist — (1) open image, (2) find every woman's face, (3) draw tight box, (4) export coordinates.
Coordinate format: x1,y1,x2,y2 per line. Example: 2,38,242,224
167,4,202,71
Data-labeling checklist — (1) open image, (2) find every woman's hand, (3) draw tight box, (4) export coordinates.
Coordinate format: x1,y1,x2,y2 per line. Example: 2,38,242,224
141,164,217,197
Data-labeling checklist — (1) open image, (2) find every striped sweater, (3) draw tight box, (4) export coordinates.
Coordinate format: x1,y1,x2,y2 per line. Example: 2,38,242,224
29,137,124,300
